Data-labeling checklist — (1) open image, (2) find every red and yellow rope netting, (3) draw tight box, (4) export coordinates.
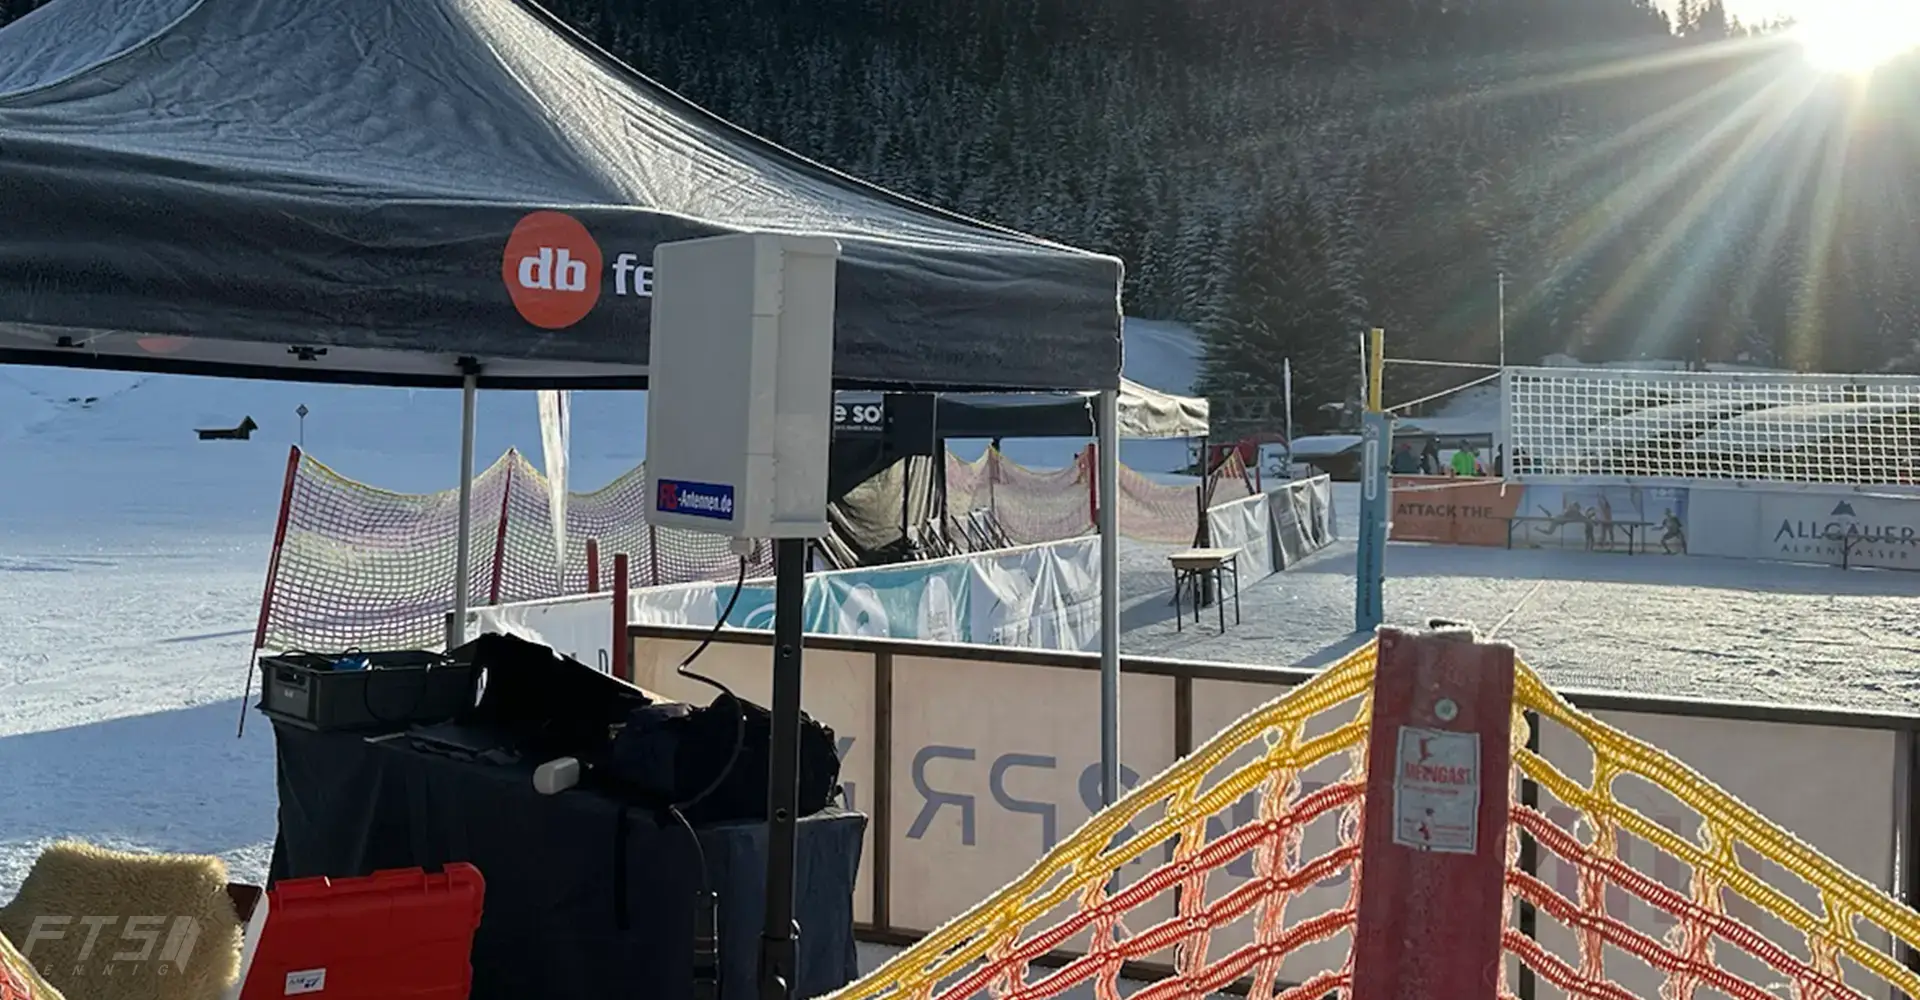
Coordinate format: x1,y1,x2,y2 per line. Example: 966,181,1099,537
828,640,1920,1000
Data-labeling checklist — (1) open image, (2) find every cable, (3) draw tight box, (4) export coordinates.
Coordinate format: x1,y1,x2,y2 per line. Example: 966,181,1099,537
664,555,750,1000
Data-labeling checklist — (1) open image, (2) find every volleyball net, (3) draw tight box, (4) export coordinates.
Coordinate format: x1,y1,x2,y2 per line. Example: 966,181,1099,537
1504,366,1920,491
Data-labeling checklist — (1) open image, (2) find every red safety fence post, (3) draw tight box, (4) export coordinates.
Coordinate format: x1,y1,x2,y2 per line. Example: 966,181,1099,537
252,445,305,654
1350,626,1516,1000
612,553,631,682
586,539,600,594
1084,443,1099,530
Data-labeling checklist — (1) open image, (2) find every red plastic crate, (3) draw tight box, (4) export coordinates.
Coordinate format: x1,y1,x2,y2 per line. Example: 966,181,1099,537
238,865,485,1000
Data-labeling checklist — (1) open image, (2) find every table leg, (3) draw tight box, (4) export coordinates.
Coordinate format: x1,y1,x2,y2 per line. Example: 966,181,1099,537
1216,568,1226,633
1173,569,1182,633
1232,557,1242,625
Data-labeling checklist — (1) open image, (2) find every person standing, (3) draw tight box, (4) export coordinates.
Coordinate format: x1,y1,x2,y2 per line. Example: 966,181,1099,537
1451,444,1479,478
1660,508,1686,554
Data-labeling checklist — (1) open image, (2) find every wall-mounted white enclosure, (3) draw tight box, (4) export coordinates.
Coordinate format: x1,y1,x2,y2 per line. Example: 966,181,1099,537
644,232,841,540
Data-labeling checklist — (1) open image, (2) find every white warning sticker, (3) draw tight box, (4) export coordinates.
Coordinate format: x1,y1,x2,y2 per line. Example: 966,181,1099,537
1391,726,1481,854
285,968,327,995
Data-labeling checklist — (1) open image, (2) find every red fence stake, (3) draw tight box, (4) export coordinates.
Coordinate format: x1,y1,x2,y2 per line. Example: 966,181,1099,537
253,445,304,652
586,539,600,594
612,553,630,682
1084,443,1099,529
1351,627,1516,1000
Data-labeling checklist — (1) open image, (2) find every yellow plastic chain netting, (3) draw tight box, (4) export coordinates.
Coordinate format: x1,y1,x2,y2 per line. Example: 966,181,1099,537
830,639,1920,1000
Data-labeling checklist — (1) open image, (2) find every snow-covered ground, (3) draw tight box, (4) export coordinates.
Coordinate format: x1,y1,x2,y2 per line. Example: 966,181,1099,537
7,357,1920,941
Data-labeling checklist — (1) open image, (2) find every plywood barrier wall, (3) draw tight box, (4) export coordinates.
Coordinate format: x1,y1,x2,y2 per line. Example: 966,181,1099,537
631,628,1914,979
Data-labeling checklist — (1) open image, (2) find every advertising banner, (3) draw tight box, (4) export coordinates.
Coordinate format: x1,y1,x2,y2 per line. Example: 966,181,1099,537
968,536,1101,651
1389,476,1523,546
805,562,972,643
480,536,1103,658
887,653,1177,940
1510,483,1690,555
1756,491,1920,570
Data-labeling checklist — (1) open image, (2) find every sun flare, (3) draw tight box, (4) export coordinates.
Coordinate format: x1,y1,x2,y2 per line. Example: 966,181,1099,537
1795,1,1920,74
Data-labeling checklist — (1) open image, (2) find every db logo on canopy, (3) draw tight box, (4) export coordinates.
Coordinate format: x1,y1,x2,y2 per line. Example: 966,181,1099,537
502,211,604,330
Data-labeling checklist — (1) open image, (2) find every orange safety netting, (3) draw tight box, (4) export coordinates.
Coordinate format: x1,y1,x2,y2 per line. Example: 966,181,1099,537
943,447,1255,550
836,644,1379,1000
257,448,763,652
1504,667,1920,1000
265,445,1243,653
832,641,1920,1000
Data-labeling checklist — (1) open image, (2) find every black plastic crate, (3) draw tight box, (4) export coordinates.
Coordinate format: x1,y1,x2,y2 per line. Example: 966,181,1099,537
258,650,478,732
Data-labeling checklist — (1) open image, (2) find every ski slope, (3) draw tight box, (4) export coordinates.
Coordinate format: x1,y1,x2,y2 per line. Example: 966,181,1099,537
7,357,1920,914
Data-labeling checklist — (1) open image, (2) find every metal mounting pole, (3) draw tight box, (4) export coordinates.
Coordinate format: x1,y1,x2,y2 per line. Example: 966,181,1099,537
449,367,479,648
1097,389,1121,806
1356,331,1389,632
759,537,808,1000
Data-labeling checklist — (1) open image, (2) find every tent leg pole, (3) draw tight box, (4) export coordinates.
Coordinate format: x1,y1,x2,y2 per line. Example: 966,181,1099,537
760,537,807,1000
450,371,478,648
1097,389,1121,808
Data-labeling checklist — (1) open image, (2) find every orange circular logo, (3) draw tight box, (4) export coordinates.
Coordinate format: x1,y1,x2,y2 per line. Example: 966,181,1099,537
501,211,603,330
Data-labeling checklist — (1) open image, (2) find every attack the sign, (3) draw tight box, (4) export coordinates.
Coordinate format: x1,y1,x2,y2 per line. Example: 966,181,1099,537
1390,726,1480,855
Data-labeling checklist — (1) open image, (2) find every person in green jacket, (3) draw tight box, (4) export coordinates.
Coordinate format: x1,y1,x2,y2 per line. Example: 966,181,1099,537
1451,445,1480,477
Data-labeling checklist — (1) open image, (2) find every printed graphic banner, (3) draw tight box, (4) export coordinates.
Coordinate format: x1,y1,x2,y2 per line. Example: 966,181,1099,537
807,562,972,643
474,538,1095,660
1758,492,1920,570
1509,484,1690,556
1389,477,1523,547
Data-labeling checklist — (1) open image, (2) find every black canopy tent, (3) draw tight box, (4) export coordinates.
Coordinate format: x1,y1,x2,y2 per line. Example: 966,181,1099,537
0,0,1120,392
925,378,1209,440
0,0,1127,996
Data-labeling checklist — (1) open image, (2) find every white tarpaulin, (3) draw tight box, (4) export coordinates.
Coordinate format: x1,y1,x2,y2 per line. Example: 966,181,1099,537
536,390,571,587
967,536,1101,651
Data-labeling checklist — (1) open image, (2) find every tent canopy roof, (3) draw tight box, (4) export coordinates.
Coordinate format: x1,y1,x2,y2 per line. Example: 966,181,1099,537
930,378,1208,440
0,0,1121,391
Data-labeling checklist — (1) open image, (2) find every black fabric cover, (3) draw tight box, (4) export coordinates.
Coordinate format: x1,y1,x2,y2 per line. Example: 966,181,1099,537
269,721,865,1000
454,632,652,760
0,0,1122,391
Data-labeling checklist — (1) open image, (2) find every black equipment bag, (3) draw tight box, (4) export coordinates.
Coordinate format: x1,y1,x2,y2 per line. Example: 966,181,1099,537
608,693,842,826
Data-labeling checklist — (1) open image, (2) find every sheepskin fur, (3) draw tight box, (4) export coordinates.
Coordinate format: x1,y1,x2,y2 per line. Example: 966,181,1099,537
0,842,242,1000
1,926,67,1000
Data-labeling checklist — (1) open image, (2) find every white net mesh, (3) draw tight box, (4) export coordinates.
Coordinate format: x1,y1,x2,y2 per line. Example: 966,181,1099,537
1505,367,1920,490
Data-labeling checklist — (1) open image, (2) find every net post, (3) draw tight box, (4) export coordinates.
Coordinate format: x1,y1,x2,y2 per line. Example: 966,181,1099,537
612,553,630,682
1355,328,1389,632
648,525,661,585
1351,626,1516,1000
1496,366,1513,480
586,538,600,594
